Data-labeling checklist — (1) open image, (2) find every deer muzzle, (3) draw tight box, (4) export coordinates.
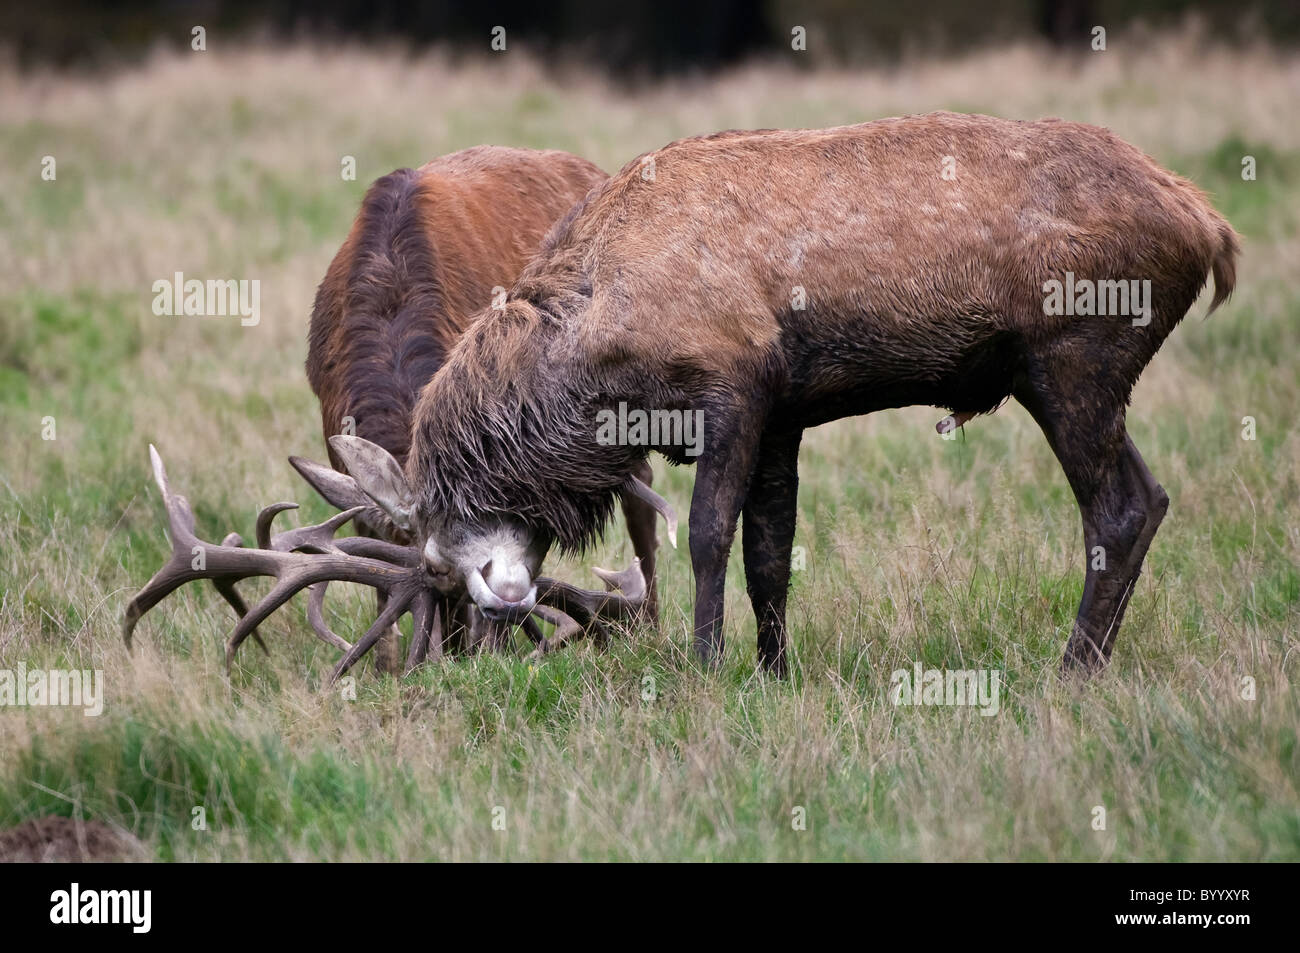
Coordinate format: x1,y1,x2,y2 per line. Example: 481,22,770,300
466,563,538,622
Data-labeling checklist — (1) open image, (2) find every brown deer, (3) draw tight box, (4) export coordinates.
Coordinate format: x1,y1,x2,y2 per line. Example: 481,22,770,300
124,147,674,676
330,112,1238,677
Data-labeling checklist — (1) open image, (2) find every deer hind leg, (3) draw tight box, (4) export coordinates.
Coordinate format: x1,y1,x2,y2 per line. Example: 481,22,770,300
620,458,661,623
1063,433,1168,671
742,430,803,677
1017,380,1169,673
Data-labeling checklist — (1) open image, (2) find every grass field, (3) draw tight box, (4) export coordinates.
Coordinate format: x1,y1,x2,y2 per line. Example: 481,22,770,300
1,30,1298,861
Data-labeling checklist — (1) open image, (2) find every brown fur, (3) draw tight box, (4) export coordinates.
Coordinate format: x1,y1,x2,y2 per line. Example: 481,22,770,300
409,113,1239,673
308,146,607,476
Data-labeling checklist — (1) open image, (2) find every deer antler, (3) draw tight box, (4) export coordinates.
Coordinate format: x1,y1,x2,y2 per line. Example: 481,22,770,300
125,447,652,679
625,477,678,548
123,445,422,677
535,562,645,623
526,604,588,658
290,453,652,651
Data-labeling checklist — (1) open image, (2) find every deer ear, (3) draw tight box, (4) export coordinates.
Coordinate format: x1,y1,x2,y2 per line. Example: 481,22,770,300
328,436,416,532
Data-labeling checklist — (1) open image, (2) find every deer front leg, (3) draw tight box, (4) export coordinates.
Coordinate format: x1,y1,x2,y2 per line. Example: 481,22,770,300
688,407,764,669
742,429,803,677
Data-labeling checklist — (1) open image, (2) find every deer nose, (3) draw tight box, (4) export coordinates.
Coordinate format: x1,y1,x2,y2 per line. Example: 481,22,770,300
481,559,531,604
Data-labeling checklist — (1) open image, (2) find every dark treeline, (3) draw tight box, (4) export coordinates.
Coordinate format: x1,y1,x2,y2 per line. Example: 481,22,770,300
6,0,1299,74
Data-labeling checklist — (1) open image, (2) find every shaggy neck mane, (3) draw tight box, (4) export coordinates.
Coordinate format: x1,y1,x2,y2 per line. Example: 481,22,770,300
407,288,642,554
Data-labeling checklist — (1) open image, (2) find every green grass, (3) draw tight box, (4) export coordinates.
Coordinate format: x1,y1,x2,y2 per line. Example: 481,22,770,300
0,35,1297,861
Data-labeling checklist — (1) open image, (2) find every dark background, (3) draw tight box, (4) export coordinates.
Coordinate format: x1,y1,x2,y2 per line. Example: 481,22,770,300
5,0,1299,75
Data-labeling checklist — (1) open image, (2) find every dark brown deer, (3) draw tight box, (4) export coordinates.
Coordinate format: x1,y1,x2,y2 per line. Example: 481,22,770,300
332,112,1239,677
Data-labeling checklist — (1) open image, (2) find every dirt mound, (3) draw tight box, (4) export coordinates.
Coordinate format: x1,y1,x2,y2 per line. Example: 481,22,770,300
0,816,147,862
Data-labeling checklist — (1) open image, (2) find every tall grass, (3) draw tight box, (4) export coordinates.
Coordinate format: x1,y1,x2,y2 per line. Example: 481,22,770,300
0,29,1297,860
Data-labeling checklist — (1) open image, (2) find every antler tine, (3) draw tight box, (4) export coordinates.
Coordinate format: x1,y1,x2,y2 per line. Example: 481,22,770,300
526,604,589,659
247,461,375,556
288,455,371,511
255,502,299,549
122,446,204,649
328,581,422,682
264,505,368,555
306,582,352,653
210,532,271,656
591,558,646,602
625,477,678,549
211,578,270,656
521,558,649,655
535,558,647,622
288,453,402,544
125,446,421,671
403,590,441,675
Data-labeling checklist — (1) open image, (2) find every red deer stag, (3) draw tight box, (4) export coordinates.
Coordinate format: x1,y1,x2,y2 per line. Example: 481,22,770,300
331,113,1238,676
125,147,673,677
